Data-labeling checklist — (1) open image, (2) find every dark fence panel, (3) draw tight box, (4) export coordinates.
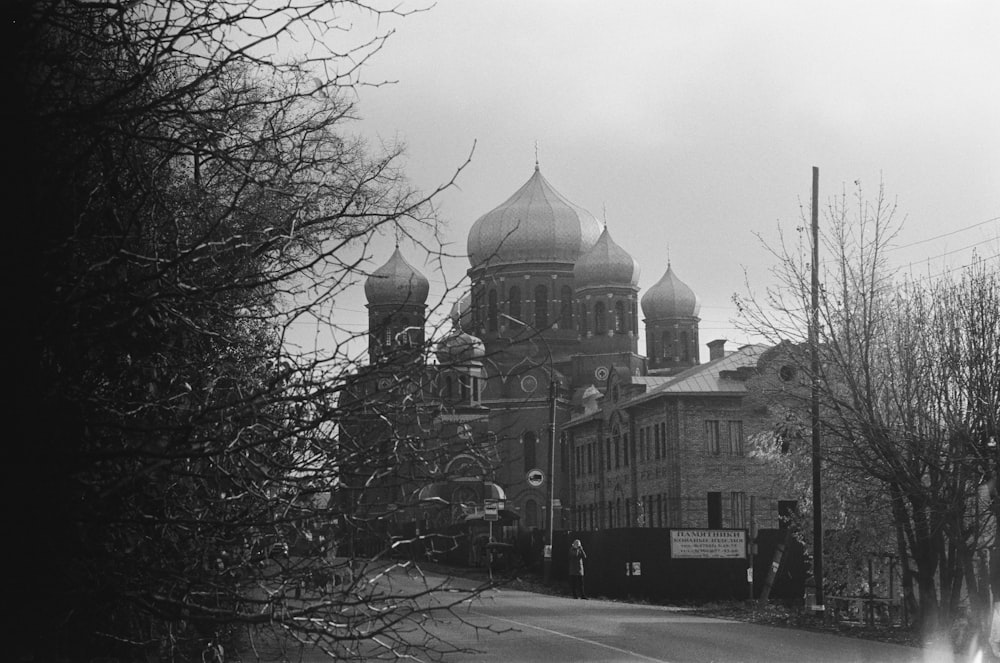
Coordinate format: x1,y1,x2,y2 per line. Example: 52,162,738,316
553,528,805,603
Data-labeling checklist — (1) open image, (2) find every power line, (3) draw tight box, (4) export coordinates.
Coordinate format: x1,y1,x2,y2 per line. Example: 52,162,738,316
888,216,999,252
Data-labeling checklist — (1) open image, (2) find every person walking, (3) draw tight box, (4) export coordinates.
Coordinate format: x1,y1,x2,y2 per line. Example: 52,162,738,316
568,539,587,599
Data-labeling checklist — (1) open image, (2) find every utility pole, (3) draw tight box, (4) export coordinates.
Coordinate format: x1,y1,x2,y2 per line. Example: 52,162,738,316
810,166,825,617
546,376,557,582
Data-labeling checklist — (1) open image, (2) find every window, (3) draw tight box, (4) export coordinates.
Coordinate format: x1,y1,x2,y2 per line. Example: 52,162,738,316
560,286,573,329
659,423,667,458
654,425,661,459
624,433,630,467
525,499,538,528
638,428,646,461
681,331,690,361
705,420,721,455
508,286,521,319
728,421,744,455
487,289,498,331
661,331,672,359
595,302,607,334
614,301,626,333
730,492,746,528
707,492,722,528
534,284,548,328
523,431,537,473
580,303,589,334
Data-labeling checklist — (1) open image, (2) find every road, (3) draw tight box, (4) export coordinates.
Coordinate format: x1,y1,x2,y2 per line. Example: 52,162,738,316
290,569,934,663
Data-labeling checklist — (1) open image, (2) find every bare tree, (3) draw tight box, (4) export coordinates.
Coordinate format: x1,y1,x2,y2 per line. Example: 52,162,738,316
3,1,506,661
736,180,998,644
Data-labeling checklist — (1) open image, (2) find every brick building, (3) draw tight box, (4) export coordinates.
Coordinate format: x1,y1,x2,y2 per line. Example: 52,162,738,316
563,341,798,535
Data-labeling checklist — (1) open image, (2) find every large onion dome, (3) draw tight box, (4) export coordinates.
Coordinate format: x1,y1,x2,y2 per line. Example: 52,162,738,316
467,166,602,268
364,247,429,306
641,264,700,319
435,329,485,366
573,226,640,288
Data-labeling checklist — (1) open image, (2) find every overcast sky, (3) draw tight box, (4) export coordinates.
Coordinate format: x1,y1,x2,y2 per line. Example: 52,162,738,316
291,0,1000,360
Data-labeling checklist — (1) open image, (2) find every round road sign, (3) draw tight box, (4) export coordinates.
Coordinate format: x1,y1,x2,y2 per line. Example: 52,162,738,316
527,469,544,487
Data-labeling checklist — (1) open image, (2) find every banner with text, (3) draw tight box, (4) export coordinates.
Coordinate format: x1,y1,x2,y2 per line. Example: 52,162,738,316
670,529,746,559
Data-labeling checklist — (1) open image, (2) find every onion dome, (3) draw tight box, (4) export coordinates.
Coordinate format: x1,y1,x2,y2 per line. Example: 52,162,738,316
364,247,429,306
641,264,700,319
573,226,640,288
467,166,601,268
435,329,485,365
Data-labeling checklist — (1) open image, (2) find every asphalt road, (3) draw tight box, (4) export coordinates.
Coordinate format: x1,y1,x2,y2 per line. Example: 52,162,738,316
290,568,936,663
429,588,927,663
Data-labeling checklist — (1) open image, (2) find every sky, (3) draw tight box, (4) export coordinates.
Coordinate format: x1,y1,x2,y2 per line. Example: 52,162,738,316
290,0,1000,361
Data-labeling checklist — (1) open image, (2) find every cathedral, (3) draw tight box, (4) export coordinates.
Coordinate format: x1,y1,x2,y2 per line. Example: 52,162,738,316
339,163,796,560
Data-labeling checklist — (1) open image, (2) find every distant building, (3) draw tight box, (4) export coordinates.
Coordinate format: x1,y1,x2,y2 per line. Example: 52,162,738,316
338,164,796,551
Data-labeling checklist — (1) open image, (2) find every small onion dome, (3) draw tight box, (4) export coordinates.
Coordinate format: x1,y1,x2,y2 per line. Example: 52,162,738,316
573,226,640,288
449,292,474,332
467,166,601,268
364,247,429,306
435,329,485,365
641,264,700,319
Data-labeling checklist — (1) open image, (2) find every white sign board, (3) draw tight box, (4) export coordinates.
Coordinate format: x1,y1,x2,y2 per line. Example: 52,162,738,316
670,529,746,559
526,469,544,487
483,499,499,521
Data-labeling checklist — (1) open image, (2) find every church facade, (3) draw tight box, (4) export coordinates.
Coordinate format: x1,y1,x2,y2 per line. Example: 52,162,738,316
340,164,796,553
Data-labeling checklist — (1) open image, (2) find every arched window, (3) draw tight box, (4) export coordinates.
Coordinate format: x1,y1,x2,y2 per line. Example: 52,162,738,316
487,289,498,331
443,375,454,400
614,301,626,333
594,302,607,334
508,286,521,319
580,303,589,335
524,499,538,528
661,331,672,359
681,331,690,361
560,286,573,329
523,431,537,473
534,284,548,328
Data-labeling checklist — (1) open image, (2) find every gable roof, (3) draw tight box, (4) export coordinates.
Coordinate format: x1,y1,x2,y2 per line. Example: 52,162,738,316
563,344,770,429
625,344,769,407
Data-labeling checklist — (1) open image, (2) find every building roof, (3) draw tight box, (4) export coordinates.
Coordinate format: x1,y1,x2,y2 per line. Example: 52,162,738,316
466,166,601,269
640,264,700,320
364,246,430,306
631,344,768,403
573,225,640,288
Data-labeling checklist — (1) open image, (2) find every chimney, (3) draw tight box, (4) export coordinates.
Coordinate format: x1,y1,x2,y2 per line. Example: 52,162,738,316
707,339,727,361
